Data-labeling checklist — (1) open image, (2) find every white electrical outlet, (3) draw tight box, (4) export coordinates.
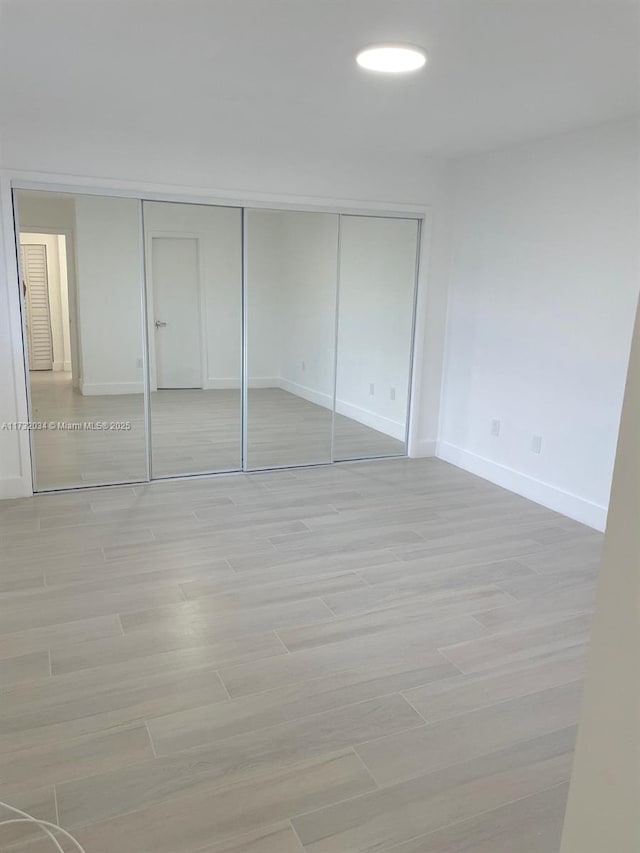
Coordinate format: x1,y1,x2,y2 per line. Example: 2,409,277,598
369,383,375,395
491,419,501,437
531,435,543,454
390,387,396,401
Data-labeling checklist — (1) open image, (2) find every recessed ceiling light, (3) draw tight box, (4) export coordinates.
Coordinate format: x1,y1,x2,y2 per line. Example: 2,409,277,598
356,44,427,74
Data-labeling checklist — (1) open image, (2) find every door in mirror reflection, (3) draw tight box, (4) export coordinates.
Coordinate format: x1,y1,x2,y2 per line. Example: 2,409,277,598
14,190,148,490
245,209,339,470
143,201,242,477
334,215,419,461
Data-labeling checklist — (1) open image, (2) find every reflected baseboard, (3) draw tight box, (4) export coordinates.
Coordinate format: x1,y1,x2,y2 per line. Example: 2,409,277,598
335,400,405,441
279,378,333,410
80,381,144,396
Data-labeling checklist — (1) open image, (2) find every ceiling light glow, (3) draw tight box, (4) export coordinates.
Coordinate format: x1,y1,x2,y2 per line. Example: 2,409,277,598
356,44,427,73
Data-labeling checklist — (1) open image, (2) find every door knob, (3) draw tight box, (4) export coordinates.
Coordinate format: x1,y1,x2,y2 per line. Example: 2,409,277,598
155,320,167,328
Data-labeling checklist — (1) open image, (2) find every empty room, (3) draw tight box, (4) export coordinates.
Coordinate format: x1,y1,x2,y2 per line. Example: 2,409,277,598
0,2,638,852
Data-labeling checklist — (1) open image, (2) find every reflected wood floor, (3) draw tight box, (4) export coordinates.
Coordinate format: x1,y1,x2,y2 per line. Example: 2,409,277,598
0,458,602,852
29,373,404,489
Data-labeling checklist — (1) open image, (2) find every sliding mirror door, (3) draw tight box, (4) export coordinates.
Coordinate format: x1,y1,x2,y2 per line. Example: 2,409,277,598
14,193,420,491
334,215,419,461
14,190,148,490
143,202,242,477
245,209,339,469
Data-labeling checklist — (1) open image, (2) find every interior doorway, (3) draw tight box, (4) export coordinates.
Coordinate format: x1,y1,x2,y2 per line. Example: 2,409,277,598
151,236,203,389
19,232,74,382
20,242,54,370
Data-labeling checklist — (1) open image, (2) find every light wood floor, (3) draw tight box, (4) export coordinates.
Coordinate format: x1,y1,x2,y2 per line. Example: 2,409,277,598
0,458,602,852
29,373,404,490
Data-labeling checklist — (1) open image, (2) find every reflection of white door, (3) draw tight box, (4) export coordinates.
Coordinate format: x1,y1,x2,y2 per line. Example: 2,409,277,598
152,237,202,389
20,243,54,371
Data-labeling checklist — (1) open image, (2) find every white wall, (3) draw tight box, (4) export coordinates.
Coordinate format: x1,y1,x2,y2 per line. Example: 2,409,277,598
278,212,339,407
337,216,418,440
57,234,72,370
245,210,284,387
438,118,640,530
246,209,338,399
74,195,144,395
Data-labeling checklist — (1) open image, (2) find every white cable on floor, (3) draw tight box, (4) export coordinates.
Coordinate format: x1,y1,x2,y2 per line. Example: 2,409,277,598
0,801,87,852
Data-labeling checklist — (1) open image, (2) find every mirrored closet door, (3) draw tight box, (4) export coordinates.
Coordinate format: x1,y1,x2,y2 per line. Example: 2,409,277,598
14,190,148,490
334,215,419,461
245,209,339,470
15,189,421,491
142,202,243,477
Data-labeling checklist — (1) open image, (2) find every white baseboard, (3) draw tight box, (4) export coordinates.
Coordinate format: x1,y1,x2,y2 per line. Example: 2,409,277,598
410,439,437,458
204,378,241,390
204,378,290,390
278,379,405,441
80,381,144,396
279,378,333,409
248,377,281,390
336,400,405,441
0,474,32,499
436,441,607,532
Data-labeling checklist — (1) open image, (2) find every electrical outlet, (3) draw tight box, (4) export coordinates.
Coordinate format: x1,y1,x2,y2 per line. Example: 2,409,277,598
136,357,143,369
369,383,375,395
531,435,543,454
390,387,396,401
491,419,501,437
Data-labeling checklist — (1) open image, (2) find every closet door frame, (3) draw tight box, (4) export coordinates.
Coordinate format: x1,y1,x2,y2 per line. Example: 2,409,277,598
9,178,427,493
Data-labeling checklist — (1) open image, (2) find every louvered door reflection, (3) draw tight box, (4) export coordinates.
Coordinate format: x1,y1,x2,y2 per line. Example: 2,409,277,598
21,243,53,370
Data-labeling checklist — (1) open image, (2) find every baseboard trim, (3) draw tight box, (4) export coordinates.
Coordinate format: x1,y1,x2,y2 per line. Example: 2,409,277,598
80,381,144,396
410,439,437,458
335,400,405,441
248,377,281,390
0,475,32,499
279,378,333,410
269,378,406,440
436,441,607,531
204,378,241,390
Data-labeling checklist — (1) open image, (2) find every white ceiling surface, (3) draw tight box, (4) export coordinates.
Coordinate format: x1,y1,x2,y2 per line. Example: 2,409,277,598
0,0,638,179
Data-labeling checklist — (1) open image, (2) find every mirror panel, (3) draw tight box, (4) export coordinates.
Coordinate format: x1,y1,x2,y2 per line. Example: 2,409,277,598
334,215,419,461
15,194,421,490
15,190,148,490
246,209,338,469
143,201,242,477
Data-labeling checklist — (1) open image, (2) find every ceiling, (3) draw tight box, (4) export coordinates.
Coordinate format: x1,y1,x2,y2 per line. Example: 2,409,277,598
1,0,639,162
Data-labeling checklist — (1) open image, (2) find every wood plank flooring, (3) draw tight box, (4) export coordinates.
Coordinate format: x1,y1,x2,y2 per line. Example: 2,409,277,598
0,458,602,852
